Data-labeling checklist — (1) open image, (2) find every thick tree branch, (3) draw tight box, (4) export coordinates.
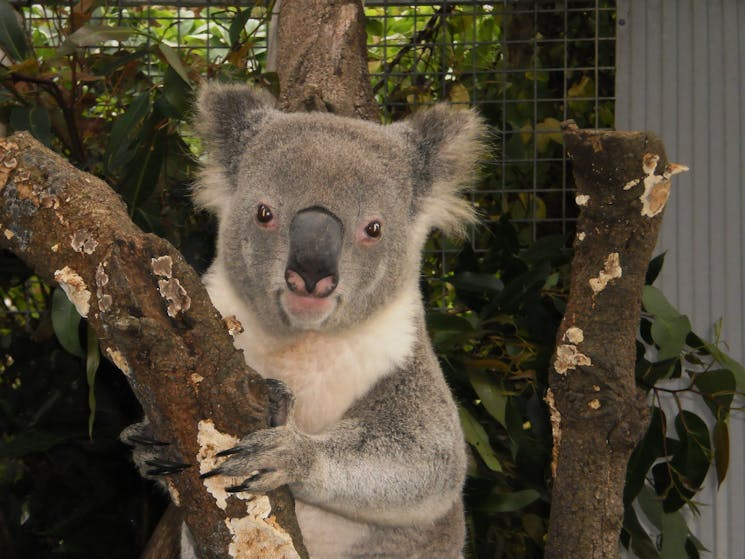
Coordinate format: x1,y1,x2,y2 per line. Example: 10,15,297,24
0,132,307,559
545,123,688,558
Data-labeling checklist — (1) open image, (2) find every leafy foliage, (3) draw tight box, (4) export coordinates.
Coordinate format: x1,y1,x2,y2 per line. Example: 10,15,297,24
0,3,740,559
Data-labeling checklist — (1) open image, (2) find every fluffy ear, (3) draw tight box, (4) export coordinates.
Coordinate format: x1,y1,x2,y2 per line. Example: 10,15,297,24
402,105,488,237
192,83,276,213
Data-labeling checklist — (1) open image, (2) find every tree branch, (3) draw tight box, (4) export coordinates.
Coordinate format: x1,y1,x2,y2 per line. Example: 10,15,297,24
545,122,688,558
0,132,307,559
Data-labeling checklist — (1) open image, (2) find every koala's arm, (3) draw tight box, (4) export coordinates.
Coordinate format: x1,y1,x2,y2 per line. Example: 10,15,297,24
205,346,466,526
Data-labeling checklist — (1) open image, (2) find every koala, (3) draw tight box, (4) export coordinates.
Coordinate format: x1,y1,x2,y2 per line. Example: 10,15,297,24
125,82,486,559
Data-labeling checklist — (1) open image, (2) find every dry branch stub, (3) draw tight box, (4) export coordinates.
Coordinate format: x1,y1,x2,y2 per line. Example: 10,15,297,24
0,132,306,559
544,124,687,559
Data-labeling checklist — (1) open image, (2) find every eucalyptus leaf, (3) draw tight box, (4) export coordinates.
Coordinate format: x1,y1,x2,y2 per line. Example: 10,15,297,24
623,504,661,558
157,43,192,86
637,483,664,531
51,287,84,358
475,489,540,513
458,406,502,472
58,24,133,55
9,106,53,146
451,271,503,294
625,407,666,504
104,92,151,174
660,511,688,559
643,286,692,360
713,419,729,486
467,369,508,428
646,252,666,285
692,369,736,419
229,8,253,45
0,0,29,61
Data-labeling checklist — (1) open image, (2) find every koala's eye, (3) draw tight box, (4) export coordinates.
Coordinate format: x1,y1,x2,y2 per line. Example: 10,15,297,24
256,204,274,224
364,220,382,239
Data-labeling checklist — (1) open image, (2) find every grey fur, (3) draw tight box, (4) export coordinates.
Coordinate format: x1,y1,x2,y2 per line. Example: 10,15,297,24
138,82,486,559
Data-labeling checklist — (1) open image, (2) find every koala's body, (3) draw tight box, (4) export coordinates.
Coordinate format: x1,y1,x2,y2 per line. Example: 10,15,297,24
133,83,486,559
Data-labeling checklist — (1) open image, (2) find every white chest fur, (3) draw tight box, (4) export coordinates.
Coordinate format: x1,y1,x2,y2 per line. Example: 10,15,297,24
204,265,419,434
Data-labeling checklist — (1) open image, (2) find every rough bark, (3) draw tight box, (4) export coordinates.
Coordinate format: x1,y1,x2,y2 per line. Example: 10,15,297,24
544,123,687,558
0,133,307,559
276,0,379,120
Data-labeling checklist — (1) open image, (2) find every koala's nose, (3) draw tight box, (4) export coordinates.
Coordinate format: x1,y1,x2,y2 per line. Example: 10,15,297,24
285,207,343,298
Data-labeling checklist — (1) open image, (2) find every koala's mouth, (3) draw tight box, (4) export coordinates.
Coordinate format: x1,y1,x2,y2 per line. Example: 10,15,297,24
279,290,338,328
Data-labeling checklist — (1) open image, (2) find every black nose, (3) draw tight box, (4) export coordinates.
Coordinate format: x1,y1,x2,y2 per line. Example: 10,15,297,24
285,207,343,297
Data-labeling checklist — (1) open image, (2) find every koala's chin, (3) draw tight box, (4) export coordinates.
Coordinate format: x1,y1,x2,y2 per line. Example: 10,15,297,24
279,290,339,330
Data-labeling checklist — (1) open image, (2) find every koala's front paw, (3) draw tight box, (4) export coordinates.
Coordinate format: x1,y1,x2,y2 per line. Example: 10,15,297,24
201,425,312,494
121,421,191,479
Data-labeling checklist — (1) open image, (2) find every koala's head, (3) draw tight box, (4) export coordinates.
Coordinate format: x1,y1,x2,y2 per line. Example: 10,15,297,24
194,83,486,336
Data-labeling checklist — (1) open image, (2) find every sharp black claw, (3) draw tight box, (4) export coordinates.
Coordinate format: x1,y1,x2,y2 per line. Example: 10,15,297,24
127,434,170,446
144,459,191,476
200,468,222,479
216,446,243,457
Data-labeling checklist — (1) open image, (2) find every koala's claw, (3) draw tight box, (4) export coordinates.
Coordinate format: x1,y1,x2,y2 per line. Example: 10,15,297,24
215,446,244,458
200,467,222,479
145,458,191,476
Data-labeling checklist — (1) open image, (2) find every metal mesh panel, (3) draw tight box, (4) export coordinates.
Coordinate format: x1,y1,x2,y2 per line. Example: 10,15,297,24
5,1,615,318
367,1,616,248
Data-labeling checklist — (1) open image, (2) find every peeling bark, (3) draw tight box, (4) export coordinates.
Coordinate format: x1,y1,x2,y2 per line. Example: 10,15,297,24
276,0,379,121
545,123,687,558
0,133,307,559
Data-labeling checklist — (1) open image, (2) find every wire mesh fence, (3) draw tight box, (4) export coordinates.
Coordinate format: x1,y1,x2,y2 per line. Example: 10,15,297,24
2,0,615,323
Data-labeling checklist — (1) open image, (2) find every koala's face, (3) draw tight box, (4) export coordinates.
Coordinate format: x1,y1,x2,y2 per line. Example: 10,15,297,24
194,84,485,335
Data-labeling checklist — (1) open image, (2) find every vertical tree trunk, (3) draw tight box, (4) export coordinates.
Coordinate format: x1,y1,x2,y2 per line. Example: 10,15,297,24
276,0,379,121
544,123,687,558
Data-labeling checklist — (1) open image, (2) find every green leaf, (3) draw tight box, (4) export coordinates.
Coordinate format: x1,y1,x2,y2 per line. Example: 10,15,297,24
459,406,502,472
58,25,133,55
104,92,151,174
692,369,735,419
0,0,29,61
475,489,540,513
643,286,692,360
451,271,503,294
10,106,52,146
86,323,100,439
623,503,661,558
669,411,710,500
637,484,663,530
157,43,192,86
713,419,729,486
51,287,84,358
700,341,745,391
660,511,688,559
625,407,666,504
646,252,666,285
467,369,508,428
229,8,253,45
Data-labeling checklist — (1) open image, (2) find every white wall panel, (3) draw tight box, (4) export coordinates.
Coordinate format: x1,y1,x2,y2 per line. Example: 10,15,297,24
616,1,745,556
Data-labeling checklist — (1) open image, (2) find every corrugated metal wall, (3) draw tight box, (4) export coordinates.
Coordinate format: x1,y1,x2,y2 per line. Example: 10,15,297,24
616,1,745,556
